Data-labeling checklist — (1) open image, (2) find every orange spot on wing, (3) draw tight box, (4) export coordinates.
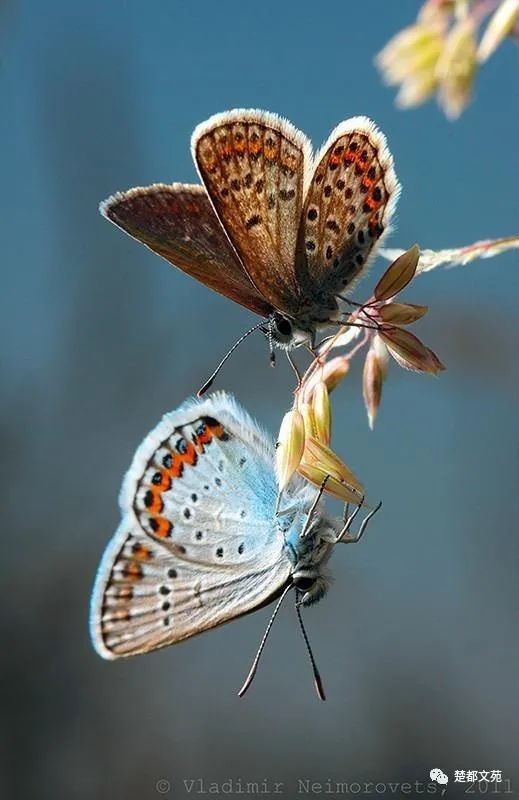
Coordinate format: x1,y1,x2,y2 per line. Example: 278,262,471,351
163,452,183,478
196,428,213,446
153,517,173,538
148,491,164,515
132,543,152,561
363,196,378,211
219,144,233,158
122,562,143,581
154,471,172,492
181,440,197,466
193,437,205,454
209,422,226,440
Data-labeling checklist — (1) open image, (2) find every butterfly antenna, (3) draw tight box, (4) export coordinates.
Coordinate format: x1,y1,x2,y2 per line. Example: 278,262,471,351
295,591,326,701
238,583,292,698
198,320,266,396
267,319,276,368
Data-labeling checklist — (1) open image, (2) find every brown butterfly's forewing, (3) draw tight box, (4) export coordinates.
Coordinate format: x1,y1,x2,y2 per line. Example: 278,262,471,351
300,117,400,296
192,109,312,316
100,183,273,317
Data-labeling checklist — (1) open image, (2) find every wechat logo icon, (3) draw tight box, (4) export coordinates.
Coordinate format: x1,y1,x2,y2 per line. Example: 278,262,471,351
430,768,449,785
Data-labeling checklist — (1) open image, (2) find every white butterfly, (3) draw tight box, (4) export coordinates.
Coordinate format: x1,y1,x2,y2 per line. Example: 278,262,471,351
89,392,378,697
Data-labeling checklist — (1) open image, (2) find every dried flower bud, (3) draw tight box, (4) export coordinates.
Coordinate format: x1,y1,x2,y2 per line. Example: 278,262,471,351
298,461,363,505
322,356,350,391
380,326,445,374
302,356,351,399
425,346,447,374
379,302,429,325
372,333,390,376
435,20,477,119
298,401,318,440
363,337,389,429
327,325,362,352
374,245,420,302
311,382,331,446
299,436,364,504
276,409,305,491
478,0,519,62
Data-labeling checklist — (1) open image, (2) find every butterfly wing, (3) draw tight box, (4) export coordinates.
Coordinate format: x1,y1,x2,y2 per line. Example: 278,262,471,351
192,109,312,315
100,183,273,317
300,117,400,297
90,392,291,659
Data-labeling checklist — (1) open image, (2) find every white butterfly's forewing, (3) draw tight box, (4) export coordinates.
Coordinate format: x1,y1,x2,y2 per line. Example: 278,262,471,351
90,393,291,659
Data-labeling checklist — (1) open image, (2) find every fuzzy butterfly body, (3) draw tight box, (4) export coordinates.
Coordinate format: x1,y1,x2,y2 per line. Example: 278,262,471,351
90,393,341,660
100,109,400,348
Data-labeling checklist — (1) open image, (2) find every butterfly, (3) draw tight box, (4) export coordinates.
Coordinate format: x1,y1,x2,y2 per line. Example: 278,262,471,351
89,392,379,698
100,109,400,371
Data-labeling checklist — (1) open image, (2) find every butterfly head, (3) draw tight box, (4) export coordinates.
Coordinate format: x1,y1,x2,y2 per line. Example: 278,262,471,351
279,496,337,605
264,312,313,351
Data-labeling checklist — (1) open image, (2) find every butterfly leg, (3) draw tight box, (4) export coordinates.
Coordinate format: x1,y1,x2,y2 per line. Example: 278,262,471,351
337,499,382,544
339,498,363,538
286,349,302,389
304,342,319,362
300,476,329,539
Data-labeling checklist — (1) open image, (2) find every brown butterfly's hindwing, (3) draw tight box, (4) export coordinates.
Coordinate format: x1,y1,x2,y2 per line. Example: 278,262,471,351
300,117,400,298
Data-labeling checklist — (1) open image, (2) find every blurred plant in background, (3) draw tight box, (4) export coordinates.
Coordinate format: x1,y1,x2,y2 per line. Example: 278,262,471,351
315,234,519,429
376,0,519,118
275,232,519,503
276,246,444,503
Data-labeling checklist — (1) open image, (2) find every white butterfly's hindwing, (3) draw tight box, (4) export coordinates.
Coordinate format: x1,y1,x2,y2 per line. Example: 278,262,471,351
89,393,292,659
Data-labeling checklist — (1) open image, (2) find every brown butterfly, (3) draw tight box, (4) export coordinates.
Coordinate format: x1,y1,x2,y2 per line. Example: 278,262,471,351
100,109,399,388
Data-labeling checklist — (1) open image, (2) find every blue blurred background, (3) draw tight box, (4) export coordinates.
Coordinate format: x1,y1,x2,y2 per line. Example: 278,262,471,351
1,1,518,798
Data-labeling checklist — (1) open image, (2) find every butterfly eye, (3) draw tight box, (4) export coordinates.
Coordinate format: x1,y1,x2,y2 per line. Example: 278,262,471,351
272,314,293,339
293,576,315,592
